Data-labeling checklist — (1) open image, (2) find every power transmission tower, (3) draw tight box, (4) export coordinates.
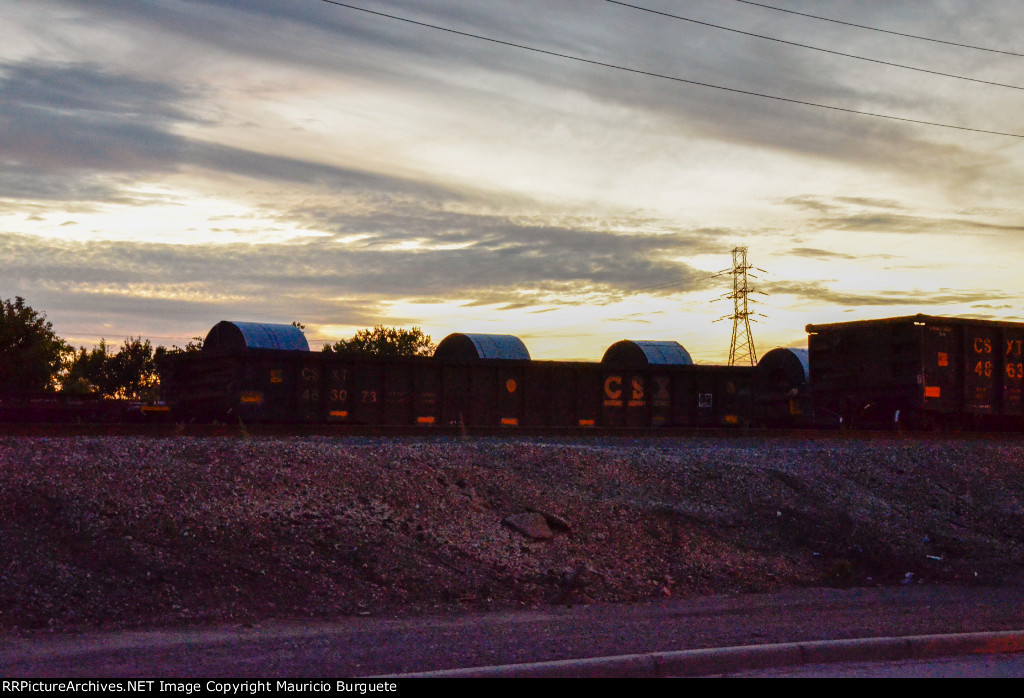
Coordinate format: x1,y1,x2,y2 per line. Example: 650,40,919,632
715,246,764,366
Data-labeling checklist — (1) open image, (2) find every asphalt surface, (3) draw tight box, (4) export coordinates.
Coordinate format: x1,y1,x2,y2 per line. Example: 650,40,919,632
728,651,1024,678
402,630,1024,677
4,584,1024,677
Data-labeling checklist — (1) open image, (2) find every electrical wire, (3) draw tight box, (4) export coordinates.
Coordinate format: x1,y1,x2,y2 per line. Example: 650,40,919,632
605,0,1024,90
730,0,1024,58
316,1,1024,138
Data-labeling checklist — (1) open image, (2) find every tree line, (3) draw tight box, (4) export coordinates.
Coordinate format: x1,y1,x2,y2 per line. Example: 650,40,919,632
0,296,434,399
0,296,198,400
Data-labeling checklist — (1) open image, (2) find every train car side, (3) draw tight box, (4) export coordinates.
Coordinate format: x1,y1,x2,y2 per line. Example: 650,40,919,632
159,350,754,429
806,314,1024,430
160,313,1024,432
0,394,168,423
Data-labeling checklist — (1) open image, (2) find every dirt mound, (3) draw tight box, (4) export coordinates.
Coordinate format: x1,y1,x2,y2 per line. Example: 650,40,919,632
2,436,1023,631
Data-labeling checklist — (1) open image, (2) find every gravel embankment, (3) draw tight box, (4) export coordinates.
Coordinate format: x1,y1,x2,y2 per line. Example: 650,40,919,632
2,435,1023,632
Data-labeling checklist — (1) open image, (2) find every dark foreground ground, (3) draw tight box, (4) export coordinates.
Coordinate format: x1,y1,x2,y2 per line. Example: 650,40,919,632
2,435,1023,645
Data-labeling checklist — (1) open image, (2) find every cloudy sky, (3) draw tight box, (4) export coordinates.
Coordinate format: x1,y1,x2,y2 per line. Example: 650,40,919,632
3,0,1023,362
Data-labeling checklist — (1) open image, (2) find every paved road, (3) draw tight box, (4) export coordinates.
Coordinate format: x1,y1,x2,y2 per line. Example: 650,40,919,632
4,584,1024,677
728,652,1024,678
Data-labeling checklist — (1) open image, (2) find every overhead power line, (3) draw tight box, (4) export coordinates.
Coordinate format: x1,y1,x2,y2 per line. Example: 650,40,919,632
605,0,1024,90
732,0,1024,58
316,1,1024,138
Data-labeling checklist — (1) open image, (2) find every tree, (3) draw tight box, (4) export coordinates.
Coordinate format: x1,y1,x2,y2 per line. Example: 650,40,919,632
161,336,203,354
108,337,160,400
0,296,69,395
63,337,160,400
62,340,111,395
322,326,435,357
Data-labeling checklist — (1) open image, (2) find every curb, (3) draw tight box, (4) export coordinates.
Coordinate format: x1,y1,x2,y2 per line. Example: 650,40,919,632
389,630,1024,677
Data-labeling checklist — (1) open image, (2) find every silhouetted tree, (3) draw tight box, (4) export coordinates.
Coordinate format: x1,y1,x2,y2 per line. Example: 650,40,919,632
62,340,111,395
0,296,69,395
161,336,203,354
322,326,435,357
63,337,160,400
109,337,159,400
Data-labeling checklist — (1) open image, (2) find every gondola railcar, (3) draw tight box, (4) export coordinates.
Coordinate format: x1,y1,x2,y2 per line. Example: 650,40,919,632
157,314,1024,432
806,314,1024,430
159,321,755,428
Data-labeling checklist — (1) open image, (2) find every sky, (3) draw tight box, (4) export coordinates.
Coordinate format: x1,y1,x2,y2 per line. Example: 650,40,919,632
3,0,1024,362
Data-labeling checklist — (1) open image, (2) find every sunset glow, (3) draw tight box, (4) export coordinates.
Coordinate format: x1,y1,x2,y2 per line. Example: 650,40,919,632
3,1,1023,361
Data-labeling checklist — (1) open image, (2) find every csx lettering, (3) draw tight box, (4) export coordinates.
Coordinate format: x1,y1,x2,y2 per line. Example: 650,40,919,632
301,367,319,381
631,378,644,400
1008,339,1024,357
974,337,992,354
604,376,622,400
